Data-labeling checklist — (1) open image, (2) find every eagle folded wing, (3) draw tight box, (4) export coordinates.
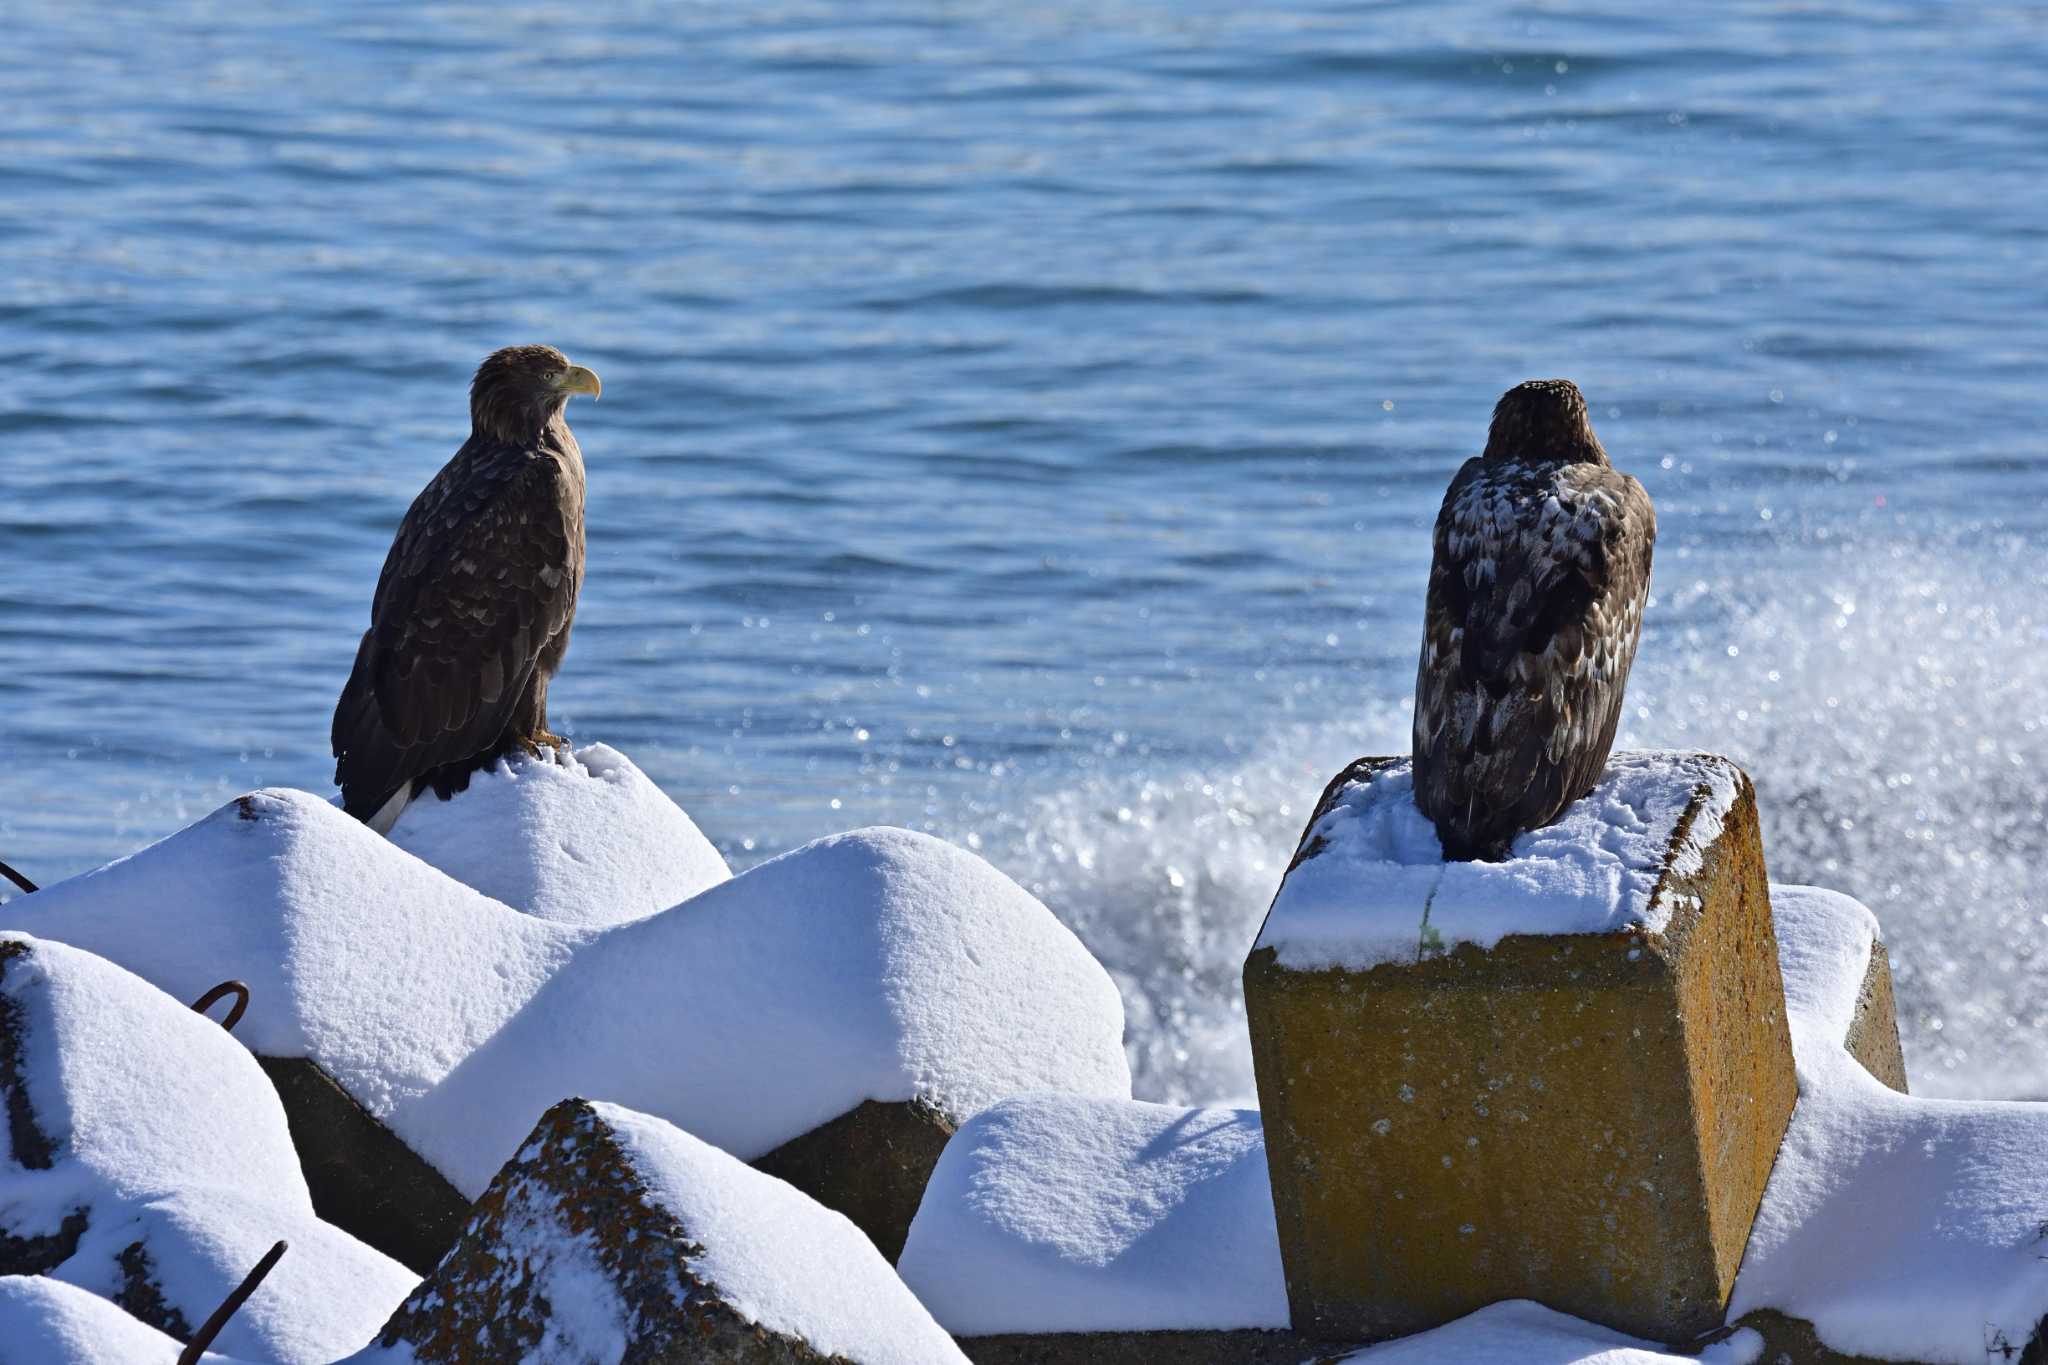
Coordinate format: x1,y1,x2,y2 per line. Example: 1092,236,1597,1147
1414,462,1655,857
332,455,580,815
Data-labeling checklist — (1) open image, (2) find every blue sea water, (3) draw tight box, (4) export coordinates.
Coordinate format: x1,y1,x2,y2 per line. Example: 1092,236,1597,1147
1,2,2045,1103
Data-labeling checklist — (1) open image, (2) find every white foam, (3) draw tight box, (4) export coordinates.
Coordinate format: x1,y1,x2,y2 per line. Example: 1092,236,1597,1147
1728,885,2048,1362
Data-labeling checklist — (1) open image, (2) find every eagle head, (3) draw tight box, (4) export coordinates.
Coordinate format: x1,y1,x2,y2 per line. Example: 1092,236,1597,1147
1483,378,1605,466
470,345,602,442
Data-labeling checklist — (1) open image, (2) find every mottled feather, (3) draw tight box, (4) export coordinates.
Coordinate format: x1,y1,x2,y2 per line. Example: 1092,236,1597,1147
1411,380,1655,860
332,346,592,825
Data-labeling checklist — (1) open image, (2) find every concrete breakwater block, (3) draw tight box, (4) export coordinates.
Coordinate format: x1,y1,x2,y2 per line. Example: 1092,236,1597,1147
753,1096,960,1263
374,1096,967,1364
255,1054,473,1276
1244,752,1797,1343
260,1055,960,1272
1843,940,1908,1094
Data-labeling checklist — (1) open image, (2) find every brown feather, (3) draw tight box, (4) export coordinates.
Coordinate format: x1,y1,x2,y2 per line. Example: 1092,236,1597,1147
333,347,589,822
1411,381,1655,860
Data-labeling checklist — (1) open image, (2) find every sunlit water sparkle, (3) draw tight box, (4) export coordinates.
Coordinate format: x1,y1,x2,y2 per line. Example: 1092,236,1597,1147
2,2,2045,1102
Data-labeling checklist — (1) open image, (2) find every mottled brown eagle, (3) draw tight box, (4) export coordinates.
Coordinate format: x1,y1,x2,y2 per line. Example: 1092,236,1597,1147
1411,379,1656,861
332,345,601,833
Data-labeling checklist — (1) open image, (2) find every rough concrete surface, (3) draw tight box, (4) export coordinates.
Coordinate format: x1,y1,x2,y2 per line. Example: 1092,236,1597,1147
1843,941,1909,1094
753,1097,958,1263
257,1054,472,1275
377,1097,859,1364
1245,754,1798,1345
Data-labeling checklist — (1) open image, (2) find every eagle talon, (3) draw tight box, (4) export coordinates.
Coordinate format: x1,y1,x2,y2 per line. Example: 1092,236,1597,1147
522,732,570,760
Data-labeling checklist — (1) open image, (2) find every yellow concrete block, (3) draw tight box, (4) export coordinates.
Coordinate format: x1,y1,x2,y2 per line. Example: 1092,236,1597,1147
1244,752,1796,1344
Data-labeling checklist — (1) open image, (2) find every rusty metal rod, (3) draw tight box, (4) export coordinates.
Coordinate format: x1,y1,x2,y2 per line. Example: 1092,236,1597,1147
177,1239,286,1365
0,859,36,896
190,981,250,1033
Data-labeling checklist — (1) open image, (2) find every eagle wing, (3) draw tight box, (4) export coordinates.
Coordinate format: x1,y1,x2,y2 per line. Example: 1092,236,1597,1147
1412,458,1655,858
331,443,582,817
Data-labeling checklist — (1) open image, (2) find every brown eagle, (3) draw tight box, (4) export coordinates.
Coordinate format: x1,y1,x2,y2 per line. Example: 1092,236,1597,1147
332,345,601,833
1411,379,1656,861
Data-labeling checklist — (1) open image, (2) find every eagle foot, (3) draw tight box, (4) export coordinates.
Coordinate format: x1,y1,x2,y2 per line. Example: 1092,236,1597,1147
519,731,570,760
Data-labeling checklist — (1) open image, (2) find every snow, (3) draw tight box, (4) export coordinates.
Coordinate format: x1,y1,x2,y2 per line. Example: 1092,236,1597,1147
0,934,417,1364
6,783,1129,1199
2,788,588,1120
1331,1300,1761,1364
405,826,1131,1195
904,881,2048,1363
387,743,729,927
598,1102,967,1364
1256,751,1743,971
0,1276,259,1365
1728,884,2048,1364
897,1095,1284,1334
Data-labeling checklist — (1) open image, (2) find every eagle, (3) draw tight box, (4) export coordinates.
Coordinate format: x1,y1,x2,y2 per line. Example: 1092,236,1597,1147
1411,379,1656,861
332,345,602,833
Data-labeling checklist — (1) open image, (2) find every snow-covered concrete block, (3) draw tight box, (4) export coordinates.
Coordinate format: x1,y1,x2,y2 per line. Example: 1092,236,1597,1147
1244,752,1797,1343
4,779,1130,1266
901,1096,1288,1335
254,1054,471,1275
370,1097,967,1365
1729,885,2048,1365
0,1275,258,1365
0,934,417,1365
900,1095,1320,1364
388,743,730,927
1326,1299,1764,1365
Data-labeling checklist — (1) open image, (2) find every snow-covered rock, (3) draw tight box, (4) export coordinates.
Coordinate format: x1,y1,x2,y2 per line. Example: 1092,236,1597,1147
0,934,417,1364
1729,885,2048,1363
1331,1300,1762,1364
4,788,586,1121
3,787,1130,1203
0,1275,258,1365
387,743,729,927
364,1098,966,1365
903,881,2048,1362
405,824,1131,1196
1259,751,1744,971
898,1095,1285,1334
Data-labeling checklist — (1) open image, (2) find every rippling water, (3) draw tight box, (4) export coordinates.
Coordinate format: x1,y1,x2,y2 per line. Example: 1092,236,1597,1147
2,3,2045,1102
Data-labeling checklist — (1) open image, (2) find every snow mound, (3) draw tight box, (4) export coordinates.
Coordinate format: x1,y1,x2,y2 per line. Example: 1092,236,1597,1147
1333,1300,1762,1364
1729,884,2048,1363
898,1095,1284,1334
0,1276,258,1365
387,742,729,926
2,788,587,1119
5,784,1128,1199
408,826,1131,1195
1258,751,1742,970
600,1102,966,1363
0,934,416,1364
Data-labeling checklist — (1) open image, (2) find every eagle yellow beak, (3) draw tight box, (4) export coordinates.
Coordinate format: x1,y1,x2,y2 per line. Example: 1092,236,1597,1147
555,364,602,400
